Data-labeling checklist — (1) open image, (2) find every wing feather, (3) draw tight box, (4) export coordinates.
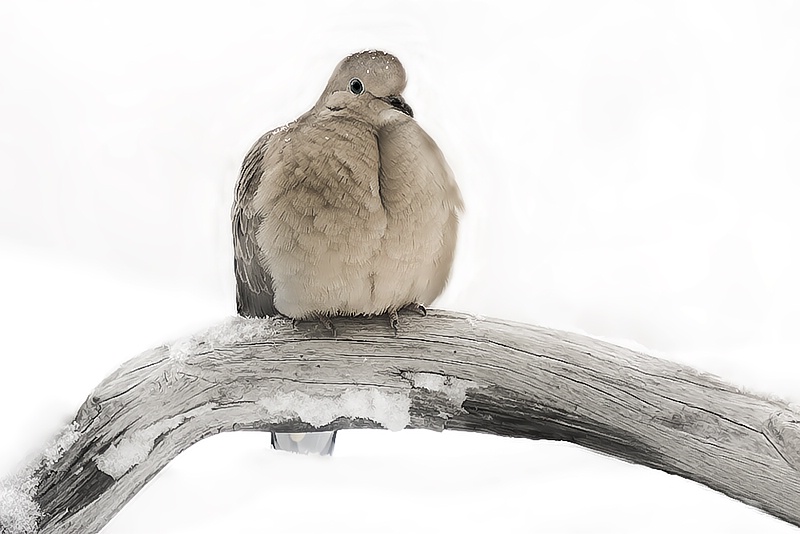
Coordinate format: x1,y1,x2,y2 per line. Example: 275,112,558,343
232,131,280,317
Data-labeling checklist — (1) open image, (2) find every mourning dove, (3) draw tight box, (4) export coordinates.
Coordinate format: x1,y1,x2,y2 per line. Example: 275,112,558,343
232,50,463,455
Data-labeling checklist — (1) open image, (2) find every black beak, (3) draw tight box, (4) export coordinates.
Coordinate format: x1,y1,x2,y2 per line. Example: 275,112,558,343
381,95,414,117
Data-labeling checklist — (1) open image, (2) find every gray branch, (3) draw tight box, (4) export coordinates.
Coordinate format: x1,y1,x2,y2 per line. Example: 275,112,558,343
1,310,799,534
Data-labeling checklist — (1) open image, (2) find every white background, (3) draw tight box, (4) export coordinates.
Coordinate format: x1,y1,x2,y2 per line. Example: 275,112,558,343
2,1,799,532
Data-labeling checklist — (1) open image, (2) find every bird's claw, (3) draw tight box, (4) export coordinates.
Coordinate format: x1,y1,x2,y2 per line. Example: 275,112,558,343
314,314,336,337
387,303,427,334
388,310,400,336
404,303,427,317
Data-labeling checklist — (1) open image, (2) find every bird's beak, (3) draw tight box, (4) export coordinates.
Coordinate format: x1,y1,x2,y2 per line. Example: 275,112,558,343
381,95,414,118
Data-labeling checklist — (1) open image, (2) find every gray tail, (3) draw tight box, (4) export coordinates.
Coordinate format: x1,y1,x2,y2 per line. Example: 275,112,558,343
271,431,337,455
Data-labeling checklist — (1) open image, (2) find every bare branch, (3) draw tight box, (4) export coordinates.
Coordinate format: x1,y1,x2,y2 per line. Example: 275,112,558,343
1,310,798,534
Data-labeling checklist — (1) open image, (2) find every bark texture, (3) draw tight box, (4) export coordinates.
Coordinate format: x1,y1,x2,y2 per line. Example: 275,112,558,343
1,310,799,534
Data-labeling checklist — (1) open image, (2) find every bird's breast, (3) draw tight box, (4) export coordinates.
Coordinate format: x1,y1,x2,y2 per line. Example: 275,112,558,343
253,118,390,317
371,117,463,308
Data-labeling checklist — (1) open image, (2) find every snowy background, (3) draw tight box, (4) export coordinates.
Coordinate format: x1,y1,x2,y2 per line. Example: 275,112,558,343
1,1,799,532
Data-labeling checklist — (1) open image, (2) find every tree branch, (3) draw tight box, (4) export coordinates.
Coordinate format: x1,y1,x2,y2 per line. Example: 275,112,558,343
1,310,799,534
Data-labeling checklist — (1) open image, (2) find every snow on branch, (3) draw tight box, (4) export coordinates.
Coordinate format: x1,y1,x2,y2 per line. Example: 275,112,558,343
1,310,799,534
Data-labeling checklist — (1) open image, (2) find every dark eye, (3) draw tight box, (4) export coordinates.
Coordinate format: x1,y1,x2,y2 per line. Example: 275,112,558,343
349,77,364,95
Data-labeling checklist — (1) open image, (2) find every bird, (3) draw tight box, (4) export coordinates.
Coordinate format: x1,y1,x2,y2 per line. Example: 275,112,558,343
232,50,463,455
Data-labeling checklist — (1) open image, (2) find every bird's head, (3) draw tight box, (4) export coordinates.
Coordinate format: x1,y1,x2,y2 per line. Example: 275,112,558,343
317,50,414,124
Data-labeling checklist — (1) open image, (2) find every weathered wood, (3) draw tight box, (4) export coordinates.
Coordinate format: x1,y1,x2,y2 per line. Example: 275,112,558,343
1,310,799,534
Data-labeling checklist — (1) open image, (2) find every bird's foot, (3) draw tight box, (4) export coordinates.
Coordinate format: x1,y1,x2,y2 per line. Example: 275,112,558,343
313,313,336,337
387,303,427,335
388,310,400,336
403,303,427,317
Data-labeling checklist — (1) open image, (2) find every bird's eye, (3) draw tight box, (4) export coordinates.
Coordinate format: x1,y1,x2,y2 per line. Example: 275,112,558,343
349,77,364,95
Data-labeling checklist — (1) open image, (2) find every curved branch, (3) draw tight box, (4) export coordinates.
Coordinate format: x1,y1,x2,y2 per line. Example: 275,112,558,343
1,310,799,533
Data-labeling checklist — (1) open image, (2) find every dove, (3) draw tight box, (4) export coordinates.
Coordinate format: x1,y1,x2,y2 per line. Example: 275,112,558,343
232,50,463,454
